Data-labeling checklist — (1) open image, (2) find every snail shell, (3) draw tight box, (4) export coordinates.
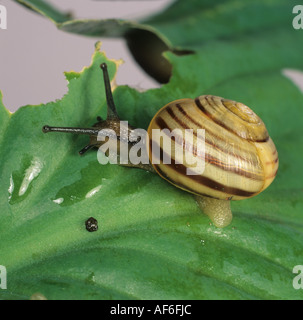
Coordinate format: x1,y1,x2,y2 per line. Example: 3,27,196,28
147,95,278,202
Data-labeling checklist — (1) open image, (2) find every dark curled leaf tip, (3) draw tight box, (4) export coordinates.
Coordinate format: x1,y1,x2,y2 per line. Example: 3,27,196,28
42,125,50,133
100,63,107,70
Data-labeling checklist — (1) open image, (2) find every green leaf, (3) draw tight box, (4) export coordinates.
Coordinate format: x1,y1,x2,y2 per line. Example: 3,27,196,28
14,0,71,23
1,40,303,299
13,0,302,82
13,0,299,48
142,0,299,48
3,0,303,300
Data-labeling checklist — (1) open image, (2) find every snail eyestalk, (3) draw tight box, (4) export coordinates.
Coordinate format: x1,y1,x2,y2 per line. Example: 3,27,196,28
195,195,232,228
42,62,138,157
79,144,98,155
42,125,99,136
100,63,119,121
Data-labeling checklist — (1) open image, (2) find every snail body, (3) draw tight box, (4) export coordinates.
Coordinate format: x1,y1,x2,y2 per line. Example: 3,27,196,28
43,63,278,228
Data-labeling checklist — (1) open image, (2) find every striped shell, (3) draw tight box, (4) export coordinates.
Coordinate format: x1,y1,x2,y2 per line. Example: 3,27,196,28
147,95,278,201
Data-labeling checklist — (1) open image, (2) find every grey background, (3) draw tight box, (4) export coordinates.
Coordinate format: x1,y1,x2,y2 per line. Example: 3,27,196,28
0,0,173,112
0,0,302,113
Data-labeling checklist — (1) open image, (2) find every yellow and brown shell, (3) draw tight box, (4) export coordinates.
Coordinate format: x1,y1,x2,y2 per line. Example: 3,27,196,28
147,95,278,201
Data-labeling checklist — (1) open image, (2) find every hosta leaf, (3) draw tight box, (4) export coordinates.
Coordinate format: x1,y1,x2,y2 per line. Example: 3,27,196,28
12,0,303,88
12,0,302,83
141,0,299,48
3,0,303,300
13,0,299,48
14,0,71,23
0,41,302,300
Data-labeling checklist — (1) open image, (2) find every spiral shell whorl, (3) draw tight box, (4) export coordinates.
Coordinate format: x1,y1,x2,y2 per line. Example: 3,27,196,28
148,95,278,202
196,95,269,142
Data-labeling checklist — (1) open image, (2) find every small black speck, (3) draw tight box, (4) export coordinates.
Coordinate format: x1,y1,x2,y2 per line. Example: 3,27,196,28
85,217,98,232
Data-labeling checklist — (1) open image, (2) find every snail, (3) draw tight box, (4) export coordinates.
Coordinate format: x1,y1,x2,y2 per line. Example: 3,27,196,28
43,63,278,228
